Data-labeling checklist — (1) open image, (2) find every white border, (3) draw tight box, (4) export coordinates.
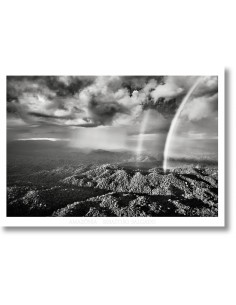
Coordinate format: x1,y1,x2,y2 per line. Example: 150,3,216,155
2,71,225,227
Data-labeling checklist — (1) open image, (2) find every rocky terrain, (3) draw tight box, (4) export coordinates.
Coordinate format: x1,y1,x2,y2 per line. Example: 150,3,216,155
7,163,218,217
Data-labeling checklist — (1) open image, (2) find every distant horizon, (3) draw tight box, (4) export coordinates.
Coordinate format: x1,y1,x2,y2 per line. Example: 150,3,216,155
7,137,218,165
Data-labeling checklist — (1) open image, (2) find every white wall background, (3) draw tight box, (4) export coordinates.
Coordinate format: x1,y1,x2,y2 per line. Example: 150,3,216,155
0,1,235,304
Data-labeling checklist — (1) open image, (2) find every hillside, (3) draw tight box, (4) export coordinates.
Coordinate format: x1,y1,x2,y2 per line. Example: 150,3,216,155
7,163,218,217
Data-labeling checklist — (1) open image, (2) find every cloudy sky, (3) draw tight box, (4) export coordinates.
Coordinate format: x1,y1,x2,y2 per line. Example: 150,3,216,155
7,75,218,160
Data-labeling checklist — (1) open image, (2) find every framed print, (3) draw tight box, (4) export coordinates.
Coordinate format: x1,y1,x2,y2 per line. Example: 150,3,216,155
4,73,224,226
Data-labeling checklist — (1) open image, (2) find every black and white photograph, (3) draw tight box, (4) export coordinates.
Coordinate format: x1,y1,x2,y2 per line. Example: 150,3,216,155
7,75,223,223
1,1,236,305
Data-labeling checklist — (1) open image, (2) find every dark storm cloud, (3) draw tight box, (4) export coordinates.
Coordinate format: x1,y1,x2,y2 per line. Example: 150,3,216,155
6,76,95,106
141,96,181,117
7,75,218,130
43,76,96,97
120,76,164,94
7,76,50,100
88,93,130,125
7,76,95,94
7,76,166,127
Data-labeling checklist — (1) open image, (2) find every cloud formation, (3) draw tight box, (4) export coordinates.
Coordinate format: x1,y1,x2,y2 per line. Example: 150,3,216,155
7,75,218,130
181,93,218,121
7,75,218,159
